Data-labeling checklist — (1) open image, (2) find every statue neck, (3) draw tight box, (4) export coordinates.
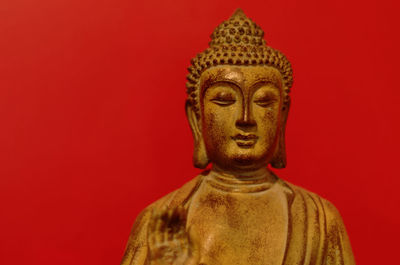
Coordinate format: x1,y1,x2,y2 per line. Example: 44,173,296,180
206,166,278,193
211,165,276,181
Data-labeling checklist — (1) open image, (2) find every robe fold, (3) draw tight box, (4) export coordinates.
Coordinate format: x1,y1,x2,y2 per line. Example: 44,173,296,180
121,173,355,265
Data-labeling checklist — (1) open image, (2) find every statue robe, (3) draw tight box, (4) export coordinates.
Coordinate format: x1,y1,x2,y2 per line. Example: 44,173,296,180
121,172,355,265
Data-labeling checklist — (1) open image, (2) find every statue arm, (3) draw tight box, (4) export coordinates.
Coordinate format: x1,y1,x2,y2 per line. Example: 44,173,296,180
323,200,356,265
120,207,153,265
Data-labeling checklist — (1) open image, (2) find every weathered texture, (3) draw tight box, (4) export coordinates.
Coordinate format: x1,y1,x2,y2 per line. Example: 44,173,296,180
121,174,354,265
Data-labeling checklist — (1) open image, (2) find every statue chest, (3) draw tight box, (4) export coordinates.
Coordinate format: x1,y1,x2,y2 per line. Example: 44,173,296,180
187,180,290,265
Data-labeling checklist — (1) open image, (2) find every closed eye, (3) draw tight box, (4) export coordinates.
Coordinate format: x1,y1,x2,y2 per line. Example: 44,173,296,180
254,98,276,107
211,98,236,106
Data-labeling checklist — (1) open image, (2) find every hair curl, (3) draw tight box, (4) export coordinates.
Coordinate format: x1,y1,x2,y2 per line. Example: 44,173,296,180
186,9,293,118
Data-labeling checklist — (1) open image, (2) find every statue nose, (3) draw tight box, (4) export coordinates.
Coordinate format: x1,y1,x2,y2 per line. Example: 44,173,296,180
235,117,257,128
235,107,256,129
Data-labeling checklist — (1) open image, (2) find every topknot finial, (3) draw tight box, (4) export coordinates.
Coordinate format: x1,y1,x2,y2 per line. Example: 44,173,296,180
232,8,246,18
209,9,266,47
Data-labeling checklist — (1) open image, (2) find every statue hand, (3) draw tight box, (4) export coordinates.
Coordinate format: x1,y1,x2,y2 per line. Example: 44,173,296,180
147,206,199,265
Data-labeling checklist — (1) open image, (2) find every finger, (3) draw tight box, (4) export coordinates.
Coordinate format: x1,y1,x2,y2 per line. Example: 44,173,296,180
177,206,187,224
163,208,174,242
168,208,180,235
154,213,164,243
164,209,174,241
175,206,188,235
147,228,154,248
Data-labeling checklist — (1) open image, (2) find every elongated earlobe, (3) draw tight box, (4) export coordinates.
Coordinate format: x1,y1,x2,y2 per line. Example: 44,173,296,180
185,101,210,169
271,99,290,169
193,138,209,169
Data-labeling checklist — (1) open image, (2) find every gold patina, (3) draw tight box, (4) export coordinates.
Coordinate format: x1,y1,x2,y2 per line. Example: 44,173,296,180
121,9,355,265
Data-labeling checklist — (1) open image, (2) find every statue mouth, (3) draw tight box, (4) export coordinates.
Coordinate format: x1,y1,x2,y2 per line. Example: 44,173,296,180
231,134,258,148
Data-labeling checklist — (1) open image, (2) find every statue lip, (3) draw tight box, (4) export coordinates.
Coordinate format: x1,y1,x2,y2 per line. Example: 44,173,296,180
231,134,258,147
232,133,258,140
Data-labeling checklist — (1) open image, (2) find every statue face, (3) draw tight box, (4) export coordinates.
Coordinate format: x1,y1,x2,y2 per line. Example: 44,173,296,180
199,65,283,173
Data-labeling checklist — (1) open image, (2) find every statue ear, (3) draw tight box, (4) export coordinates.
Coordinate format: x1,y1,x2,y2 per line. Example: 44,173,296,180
185,101,209,169
270,99,290,169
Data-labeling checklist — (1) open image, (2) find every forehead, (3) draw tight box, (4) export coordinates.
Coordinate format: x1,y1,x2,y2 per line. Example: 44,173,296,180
199,65,283,90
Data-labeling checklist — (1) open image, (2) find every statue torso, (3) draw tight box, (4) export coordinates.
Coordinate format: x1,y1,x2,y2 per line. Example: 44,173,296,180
120,173,355,265
187,172,290,265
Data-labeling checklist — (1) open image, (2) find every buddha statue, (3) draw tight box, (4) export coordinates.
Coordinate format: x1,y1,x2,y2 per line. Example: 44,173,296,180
121,9,355,265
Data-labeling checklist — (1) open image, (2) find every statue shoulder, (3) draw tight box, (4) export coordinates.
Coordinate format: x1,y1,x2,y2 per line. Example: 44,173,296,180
282,180,355,265
282,180,345,223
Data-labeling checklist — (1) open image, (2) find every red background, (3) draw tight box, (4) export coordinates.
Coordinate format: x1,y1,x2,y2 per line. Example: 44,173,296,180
1,0,399,264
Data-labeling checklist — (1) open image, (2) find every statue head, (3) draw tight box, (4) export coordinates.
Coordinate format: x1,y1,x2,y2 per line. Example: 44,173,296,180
186,9,293,173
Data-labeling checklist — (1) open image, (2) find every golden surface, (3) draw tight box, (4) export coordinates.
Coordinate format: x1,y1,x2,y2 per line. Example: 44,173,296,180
121,9,355,265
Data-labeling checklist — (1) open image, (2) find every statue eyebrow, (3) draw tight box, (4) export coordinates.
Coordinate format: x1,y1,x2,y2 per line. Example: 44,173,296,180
206,79,240,88
250,80,280,91
201,80,241,98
